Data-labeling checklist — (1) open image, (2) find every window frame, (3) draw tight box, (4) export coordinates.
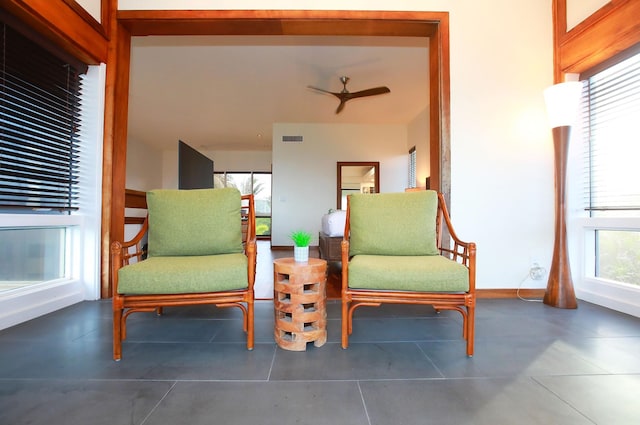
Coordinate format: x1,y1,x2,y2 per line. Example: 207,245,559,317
214,170,272,238
573,48,640,317
0,52,104,329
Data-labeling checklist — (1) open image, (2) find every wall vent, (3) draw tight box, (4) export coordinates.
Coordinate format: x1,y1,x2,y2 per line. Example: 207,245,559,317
282,135,303,143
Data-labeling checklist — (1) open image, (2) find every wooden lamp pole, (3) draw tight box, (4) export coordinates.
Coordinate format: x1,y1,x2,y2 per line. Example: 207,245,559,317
543,82,582,309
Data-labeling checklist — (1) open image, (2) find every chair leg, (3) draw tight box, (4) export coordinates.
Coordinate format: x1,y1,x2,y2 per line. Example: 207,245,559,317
461,311,468,340
247,301,254,351
113,309,123,361
466,305,475,357
341,300,349,349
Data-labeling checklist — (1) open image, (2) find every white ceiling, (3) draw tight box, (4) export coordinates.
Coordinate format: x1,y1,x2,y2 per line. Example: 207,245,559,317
127,35,430,152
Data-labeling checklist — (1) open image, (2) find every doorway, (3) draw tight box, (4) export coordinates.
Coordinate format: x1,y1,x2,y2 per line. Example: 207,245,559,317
105,10,451,297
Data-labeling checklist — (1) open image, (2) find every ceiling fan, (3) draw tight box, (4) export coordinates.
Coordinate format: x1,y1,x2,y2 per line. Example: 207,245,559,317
308,76,391,114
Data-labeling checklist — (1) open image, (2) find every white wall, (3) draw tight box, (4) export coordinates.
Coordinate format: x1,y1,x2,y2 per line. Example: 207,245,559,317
446,1,555,291
126,138,164,191
566,0,609,31
199,150,272,172
131,124,407,247
272,123,407,246
407,107,429,187
75,0,101,22
154,148,272,189
124,138,163,241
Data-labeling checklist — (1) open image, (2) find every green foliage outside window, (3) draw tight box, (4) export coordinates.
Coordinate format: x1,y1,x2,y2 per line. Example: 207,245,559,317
597,230,640,286
215,172,272,237
256,218,271,236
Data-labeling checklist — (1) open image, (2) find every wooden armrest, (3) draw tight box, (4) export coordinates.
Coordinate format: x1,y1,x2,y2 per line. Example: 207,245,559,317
340,239,350,263
112,216,148,268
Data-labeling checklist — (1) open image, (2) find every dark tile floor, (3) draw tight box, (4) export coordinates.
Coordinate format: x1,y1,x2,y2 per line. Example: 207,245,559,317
1,297,639,425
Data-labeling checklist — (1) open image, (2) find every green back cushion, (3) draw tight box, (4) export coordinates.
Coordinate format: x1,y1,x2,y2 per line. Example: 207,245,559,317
146,188,243,257
349,190,439,256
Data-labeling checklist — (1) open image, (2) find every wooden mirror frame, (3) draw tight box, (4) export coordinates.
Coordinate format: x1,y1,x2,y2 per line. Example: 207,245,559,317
337,161,380,210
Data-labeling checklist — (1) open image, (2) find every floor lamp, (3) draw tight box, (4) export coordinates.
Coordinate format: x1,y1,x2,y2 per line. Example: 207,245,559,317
542,81,582,309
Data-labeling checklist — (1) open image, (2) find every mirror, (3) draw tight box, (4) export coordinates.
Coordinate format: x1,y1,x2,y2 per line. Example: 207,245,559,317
337,161,380,210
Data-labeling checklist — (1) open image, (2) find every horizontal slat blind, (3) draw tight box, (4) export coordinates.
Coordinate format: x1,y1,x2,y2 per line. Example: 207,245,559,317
408,146,416,188
0,22,83,213
582,52,640,217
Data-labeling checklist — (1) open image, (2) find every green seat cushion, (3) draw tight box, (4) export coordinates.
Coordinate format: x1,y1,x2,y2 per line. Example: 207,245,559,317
348,255,469,292
349,190,439,256
146,188,243,257
117,254,248,295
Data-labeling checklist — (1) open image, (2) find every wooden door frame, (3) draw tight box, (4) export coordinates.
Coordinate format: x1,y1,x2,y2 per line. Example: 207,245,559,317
102,10,451,297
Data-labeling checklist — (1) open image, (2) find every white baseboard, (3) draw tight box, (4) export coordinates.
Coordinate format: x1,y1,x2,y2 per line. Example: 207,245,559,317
0,280,84,331
576,279,640,318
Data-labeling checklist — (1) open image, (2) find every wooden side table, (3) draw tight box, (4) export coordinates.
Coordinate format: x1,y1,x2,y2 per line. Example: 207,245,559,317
273,258,327,351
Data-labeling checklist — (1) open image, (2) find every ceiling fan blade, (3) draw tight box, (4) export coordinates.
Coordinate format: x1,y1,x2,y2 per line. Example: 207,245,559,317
348,86,391,99
309,79,390,114
307,85,341,98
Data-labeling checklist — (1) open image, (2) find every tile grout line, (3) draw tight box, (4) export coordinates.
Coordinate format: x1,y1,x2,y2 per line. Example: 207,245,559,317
139,380,177,425
266,344,277,381
357,380,373,425
529,376,598,425
416,342,446,379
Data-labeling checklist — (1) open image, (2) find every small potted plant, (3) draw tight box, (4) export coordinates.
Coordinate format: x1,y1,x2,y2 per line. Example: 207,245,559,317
290,230,312,262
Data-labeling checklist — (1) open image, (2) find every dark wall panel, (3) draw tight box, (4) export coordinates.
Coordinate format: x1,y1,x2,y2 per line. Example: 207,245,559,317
178,140,213,189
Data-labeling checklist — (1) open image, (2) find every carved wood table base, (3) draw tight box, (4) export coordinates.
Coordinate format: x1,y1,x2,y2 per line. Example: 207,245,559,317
273,258,327,351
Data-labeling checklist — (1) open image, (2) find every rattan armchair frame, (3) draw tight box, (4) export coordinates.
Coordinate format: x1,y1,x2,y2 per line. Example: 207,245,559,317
340,192,476,356
111,194,257,361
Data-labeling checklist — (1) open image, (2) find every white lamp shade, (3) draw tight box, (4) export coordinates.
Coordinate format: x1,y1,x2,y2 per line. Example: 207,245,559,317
543,81,583,128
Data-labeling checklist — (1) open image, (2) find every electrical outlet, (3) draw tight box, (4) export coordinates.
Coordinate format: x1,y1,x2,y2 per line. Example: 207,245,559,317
529,263,546,280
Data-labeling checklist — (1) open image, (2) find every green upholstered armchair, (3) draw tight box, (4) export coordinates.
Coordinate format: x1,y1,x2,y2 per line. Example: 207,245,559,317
111,188,256,361
341,190,476,356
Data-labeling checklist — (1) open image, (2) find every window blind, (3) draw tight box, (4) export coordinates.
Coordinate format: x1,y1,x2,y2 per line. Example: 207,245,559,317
0,20,85,213
408,146,416,188
581,51,640,217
